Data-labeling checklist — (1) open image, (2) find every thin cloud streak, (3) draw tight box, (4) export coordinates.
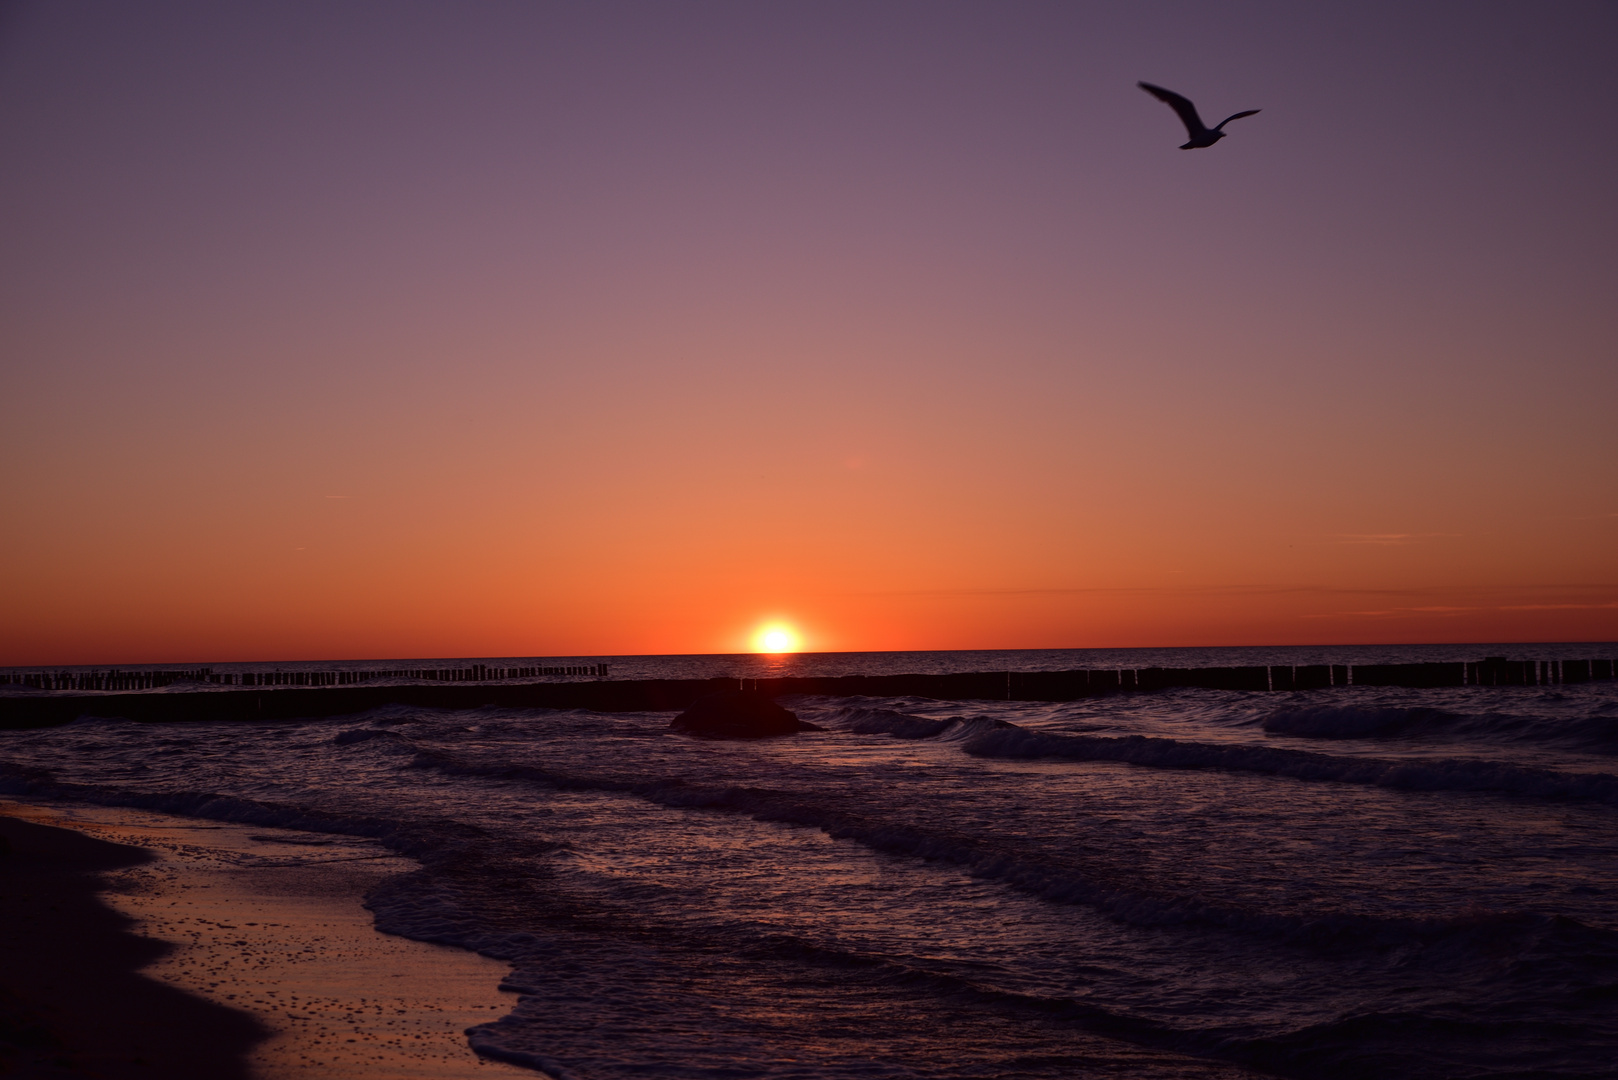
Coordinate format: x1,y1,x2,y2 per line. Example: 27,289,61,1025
1307,601,1618,619
852,583,1618,600
1330,533,1461,546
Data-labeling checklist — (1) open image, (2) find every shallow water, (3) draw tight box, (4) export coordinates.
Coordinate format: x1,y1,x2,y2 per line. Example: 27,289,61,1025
4,645,1616,1078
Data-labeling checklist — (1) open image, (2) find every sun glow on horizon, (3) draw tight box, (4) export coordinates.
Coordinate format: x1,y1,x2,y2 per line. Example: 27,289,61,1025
752,622,802,654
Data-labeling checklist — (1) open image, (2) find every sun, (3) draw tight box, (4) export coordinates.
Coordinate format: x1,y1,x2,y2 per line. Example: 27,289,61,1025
752,623,802,653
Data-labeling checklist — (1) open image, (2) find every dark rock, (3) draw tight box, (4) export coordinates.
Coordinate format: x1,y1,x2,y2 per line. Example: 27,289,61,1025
670,691,812,739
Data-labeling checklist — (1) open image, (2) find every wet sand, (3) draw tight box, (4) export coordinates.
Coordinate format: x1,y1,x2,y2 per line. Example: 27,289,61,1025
1,811,262,1077
0,800,535,1079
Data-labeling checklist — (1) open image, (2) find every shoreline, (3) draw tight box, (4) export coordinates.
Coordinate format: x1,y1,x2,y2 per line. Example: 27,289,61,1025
0,810,263,1077
0,800,531,1079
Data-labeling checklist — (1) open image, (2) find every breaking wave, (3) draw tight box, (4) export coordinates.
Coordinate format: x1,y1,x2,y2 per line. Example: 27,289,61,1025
1263,702,1618,753
958,724,1618,804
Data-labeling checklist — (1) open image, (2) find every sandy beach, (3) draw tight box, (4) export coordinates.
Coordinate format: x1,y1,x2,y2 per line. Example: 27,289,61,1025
0,800,533,1079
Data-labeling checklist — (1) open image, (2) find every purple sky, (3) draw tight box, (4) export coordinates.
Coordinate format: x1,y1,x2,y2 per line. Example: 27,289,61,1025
3,1,1616,662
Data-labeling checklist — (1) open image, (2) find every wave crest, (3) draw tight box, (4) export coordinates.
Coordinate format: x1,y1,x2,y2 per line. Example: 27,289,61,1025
959,725,1618,805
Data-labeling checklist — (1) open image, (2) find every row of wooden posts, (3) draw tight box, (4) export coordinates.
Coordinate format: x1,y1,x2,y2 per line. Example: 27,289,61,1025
2,663,610,692
3,659,1613,696
1064,657,1617,692
3,659,1618,730
1,668,218,692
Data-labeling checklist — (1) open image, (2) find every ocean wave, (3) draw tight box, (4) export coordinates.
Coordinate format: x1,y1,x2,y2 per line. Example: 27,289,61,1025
6,753,1616,1079
463,893,1618,1080
758,917,1618,1078
1262,705,1441,739
464,922,1204,1079
826,706,955,739
1231,1005,1618,1080
822,705,1013,741
1263,702,1618,753
0,760,494,864
396,750,1618,960
332,727,409,746
960,724,1618,805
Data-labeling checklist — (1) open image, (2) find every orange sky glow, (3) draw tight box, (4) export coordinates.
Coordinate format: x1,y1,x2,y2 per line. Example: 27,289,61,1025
2,3,1615,665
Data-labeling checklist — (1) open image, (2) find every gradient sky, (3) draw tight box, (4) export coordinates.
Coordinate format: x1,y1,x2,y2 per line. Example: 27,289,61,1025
3,0,1616,664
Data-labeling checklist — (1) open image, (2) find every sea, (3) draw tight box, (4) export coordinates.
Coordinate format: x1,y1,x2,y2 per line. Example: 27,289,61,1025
3,643,1616,1079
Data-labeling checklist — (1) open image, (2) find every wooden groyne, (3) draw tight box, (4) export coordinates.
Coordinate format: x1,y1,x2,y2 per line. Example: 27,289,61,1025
3,668,224,692
1,664,609,692
0,657,1613,730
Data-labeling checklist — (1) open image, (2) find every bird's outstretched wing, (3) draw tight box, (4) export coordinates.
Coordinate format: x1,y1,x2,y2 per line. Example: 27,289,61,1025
1138,82,1206,137
1215,109,1261,130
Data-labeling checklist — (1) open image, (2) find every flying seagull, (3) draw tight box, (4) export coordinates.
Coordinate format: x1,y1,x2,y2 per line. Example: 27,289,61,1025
1138,82,1260,149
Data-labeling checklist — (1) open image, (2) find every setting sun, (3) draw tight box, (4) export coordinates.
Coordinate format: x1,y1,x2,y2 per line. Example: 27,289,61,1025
752,623,802,653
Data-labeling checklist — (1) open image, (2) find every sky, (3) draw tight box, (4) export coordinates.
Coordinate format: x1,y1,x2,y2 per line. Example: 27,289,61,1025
3,0,1616,665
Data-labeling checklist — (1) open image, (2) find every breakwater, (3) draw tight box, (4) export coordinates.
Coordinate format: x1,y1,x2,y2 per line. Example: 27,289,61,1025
1,656,1613,730
2,663,609,692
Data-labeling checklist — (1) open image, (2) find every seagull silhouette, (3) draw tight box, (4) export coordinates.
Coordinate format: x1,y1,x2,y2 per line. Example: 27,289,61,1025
1138,82,1260,149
